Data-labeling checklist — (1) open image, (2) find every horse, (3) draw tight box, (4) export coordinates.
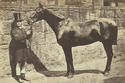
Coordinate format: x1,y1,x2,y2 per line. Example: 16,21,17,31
28,3,118,78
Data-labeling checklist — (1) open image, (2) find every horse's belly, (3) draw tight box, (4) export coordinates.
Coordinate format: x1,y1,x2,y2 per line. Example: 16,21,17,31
57,34,97,46
71,36,97,46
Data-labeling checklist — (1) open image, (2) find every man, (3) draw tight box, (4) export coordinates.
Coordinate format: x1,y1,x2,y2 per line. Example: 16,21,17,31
9,13,32,83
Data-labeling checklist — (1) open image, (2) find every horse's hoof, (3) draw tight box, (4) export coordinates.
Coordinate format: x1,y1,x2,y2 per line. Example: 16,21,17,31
65,73,74,78
64,73,69,77
103,71,110,76
67,74,73,78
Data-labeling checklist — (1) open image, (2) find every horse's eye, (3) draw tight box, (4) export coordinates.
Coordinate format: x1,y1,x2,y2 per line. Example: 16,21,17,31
36,8,43,13
36,8,40,12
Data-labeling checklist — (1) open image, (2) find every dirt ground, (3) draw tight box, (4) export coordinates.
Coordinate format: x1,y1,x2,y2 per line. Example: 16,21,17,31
0,24,125,83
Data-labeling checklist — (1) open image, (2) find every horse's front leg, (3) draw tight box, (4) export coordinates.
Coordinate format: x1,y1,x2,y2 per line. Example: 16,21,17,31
102,42,113,75
62,46,74,78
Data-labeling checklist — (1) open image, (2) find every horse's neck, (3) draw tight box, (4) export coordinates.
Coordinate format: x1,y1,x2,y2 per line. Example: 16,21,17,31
44,12,64,35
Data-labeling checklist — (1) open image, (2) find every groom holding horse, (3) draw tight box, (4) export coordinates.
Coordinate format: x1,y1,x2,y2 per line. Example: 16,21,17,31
9,13,32,83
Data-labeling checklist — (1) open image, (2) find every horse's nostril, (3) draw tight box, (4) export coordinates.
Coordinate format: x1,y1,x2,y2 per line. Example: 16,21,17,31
27,21,30,24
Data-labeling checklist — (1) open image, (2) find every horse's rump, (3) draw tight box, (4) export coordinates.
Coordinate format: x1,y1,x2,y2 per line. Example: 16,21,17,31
110,25,118,45
99,19,118,45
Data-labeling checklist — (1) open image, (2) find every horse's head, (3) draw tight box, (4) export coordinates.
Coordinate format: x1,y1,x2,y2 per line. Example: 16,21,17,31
30,3,45,23
28,3,64,28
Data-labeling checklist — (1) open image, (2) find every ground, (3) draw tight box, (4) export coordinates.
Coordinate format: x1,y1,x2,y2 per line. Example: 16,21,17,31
0,26,125,83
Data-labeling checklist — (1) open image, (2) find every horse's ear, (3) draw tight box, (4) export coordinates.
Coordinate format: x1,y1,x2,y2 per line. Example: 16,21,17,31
39,3,43,8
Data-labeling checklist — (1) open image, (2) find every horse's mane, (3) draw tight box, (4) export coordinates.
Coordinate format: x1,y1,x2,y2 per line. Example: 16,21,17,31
45,8,65,21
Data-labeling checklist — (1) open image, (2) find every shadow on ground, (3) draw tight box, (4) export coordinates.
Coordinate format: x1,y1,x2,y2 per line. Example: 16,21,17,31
28,49,103,77
29,50,48,72
38,69,103,77
103,76,125,83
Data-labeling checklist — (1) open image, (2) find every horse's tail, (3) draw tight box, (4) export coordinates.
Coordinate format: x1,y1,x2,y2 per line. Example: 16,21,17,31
111,25,118,45
99,20,118,45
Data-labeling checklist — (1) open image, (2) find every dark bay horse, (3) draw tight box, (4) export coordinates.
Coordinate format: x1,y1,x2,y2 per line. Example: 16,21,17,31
29,3,118,78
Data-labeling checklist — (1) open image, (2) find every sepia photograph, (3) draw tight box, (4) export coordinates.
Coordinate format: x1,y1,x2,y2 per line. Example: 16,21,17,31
0,0,125,83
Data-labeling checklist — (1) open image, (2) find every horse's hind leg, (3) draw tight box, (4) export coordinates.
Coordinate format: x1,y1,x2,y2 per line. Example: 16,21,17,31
102,42,113,75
